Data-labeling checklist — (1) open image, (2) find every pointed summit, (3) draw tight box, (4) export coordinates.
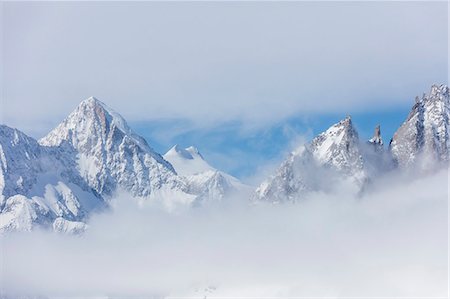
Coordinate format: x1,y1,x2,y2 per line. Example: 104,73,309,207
255,117,367,202
39,97,178,197
77,96,109,113
369,125,383,145
310,116,360,167
42,96,147,148
165,144,195,160
85,96,100,103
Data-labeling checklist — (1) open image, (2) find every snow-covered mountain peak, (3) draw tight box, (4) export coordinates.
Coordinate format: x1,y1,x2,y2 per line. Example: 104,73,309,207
429,83,449,100
309,115,359,165
77,96,140,140
164,145,213,176
40,96,148,150
166,144,195,160
185,146,204,159
0,124,106,233
38,97,180,197
83,96,101,105
39,97,171,166
164,144,249,202
166,145,205,161
390,83,450,169
255,115,367,202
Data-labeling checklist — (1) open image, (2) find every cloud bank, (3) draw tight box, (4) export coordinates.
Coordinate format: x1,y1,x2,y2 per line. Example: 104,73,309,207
2,2,448,137
1,168,448,297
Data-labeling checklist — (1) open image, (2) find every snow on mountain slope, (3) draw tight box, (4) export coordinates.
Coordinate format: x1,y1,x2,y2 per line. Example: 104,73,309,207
310,116,366,182
164,145,214,176
0,125,43,204
39,97,188,199
2,97,246,233
255,116,367,202
164,145,250,202
390,84,450,170
0,125,105,233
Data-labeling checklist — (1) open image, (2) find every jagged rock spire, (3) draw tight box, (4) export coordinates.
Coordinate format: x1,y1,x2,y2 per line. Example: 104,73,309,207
369,125,383,145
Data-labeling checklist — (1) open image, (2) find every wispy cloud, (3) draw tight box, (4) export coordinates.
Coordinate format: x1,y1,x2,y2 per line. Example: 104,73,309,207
2,2,447,137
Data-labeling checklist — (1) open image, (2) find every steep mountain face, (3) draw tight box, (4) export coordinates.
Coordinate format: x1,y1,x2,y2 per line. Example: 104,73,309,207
1,97,197,233
255,117,367,202
0,125,43,203
390,84,450,169
0,125,105,233
164,145,249,203
39,97,187,198
309,116,366,182
255,146,322,203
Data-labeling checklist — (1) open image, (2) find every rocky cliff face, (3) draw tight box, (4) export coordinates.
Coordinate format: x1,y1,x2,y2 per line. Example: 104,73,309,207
255,116,368,202
256,84,450,203
390,84,450,170
39,97,186,198
0,125,105,233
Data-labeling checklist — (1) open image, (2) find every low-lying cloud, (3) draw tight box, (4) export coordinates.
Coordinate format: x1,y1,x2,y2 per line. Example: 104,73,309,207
1,168,448,297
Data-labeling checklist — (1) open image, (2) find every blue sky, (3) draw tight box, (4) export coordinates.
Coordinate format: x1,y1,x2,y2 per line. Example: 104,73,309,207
131,107,410,180
1,1,448,180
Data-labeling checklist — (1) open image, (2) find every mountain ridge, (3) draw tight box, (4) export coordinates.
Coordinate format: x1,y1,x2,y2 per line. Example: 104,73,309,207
255,83,449,202
1,83,449,231
1,97,248,232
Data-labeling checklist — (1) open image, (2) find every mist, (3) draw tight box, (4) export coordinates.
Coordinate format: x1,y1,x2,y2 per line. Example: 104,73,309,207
1,168,448,298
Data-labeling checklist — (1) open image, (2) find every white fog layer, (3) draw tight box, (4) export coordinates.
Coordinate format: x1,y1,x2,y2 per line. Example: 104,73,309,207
1,167,448,297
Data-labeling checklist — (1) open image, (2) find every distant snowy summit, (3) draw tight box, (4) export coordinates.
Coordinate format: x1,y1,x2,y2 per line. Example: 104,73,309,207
164,145,250,204
164,144,212,176
255,84,449,202
0,97,247,233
